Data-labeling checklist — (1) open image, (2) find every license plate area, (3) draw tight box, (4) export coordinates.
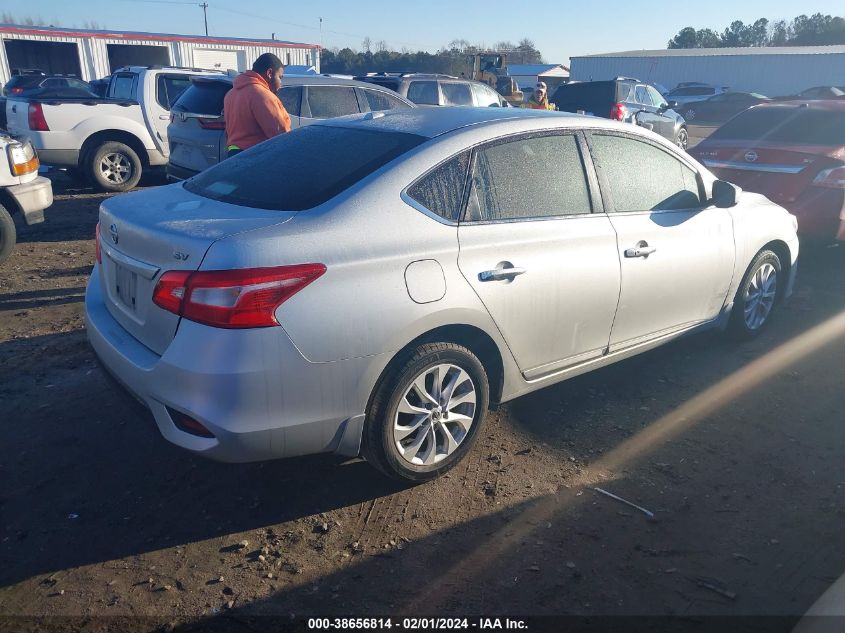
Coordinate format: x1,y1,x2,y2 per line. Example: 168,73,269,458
115,264,138,311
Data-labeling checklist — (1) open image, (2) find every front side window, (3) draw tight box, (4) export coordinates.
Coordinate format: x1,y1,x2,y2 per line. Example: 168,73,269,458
278,86,303,116
589,134,701,212
647,86,667,108
441,82,473,106
406,151,471,221
466,134,592,222
407,81,439,105
306,86,359,118
156,75,192,110
635,86,653,106
471,83,500,107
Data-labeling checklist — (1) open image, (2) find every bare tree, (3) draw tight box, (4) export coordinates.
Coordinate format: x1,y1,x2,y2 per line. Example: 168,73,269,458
375,39,387,53
361,36,372,53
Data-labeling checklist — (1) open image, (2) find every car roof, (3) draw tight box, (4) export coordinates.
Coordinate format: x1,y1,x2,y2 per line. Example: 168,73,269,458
753,100,845,111
193,74,409,90
313,106,611,139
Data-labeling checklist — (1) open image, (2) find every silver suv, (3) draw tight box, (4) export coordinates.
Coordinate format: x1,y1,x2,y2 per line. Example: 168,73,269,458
355,73,510,108
166,74,415,180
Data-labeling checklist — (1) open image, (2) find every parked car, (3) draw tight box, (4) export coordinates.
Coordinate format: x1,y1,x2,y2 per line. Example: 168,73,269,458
87,77,111,98
774,86,845,101
664,83,730,106
167,75,415,180
690,100,845,243
680,92,770,124
355,72,510,108
5,66,220,191
550,78,689,148
1,73,94,129
86,107,798,482
0,134,53,264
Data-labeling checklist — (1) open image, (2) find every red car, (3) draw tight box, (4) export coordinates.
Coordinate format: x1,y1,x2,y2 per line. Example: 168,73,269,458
691,101,845,243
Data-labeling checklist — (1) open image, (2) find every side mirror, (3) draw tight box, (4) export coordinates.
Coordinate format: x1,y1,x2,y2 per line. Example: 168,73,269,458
666,100,679,110
712,180,738,208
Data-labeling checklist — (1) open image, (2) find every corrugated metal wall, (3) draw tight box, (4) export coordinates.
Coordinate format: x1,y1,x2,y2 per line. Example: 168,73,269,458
0,30,320,84
570,53,845,96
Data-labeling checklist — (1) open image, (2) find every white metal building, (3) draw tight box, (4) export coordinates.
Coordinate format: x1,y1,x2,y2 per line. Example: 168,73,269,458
570,46,845,96
507,63,570,92
0,24,320,84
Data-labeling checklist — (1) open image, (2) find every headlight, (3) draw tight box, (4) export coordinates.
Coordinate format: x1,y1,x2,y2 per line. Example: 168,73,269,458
7,141,39,176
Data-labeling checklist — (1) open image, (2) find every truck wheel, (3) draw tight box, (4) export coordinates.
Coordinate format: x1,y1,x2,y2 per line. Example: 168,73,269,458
0,204,17,265
88,142,142,192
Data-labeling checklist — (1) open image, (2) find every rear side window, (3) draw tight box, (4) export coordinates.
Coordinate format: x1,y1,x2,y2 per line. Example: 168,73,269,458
360,89,410,112
185,126,426,211
711,107,845,145
307,86,359,118
156,75,193,110
109,74,137,100
173,80,230,115
407,81,439,105
590,134,701,212
441,82,473,106
278,86,302,116
406,151,471,221
466,134,592,221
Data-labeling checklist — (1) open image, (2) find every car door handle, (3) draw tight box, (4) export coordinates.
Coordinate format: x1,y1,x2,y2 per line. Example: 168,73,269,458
624,243,657,258
159,114,170,120
479,266,527,282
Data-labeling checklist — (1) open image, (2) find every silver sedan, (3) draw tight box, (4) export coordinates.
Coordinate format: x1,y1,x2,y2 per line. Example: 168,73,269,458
85,107,799,482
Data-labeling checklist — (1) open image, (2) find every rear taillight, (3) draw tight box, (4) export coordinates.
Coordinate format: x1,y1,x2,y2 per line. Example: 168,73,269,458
198,118,226,130
167,407,215,438
95,223,102,265
28,102,49,131
152,264,326,329
609,102,627,121
813,166,845,189
11,87,24,94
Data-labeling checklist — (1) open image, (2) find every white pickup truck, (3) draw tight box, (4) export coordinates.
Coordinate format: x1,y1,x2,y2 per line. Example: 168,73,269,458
5,66,221,192
0,134,53,264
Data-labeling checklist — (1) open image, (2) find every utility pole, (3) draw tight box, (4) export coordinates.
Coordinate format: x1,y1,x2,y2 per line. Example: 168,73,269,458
199,2,209,36
319,17,323,50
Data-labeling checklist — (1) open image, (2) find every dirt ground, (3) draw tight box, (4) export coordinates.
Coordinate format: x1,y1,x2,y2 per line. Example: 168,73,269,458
1,171,844,632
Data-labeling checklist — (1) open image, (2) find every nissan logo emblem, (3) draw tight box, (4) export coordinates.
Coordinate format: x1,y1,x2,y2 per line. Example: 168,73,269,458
745,151,758,163
109,223,119,245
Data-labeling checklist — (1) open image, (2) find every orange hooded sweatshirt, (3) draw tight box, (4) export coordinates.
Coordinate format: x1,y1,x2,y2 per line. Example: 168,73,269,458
223,70,291,150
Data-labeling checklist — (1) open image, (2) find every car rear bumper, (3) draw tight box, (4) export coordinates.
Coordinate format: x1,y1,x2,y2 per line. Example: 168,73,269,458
6,175,53,225
84,266,374,463
783,186,845,242
165,162,199,181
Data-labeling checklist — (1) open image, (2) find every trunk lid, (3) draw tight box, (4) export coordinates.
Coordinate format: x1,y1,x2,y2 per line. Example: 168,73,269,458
695,141,845,204
167,116,227,173
98,183,296,355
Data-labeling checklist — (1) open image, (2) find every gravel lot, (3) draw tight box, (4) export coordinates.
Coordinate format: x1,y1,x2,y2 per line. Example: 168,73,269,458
1,170,844,632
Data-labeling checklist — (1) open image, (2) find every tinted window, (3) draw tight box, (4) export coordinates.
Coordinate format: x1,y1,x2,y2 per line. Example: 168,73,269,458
361,89,410,112
173,80,230,115
441,82,473,106
66,79,90,91
156,75,193,110
278,86,302,116
43,78,64,88
551,81,616,114
307,86,359,118
109,74,136,100
185,126,426,211
647,86,667,108
590,134,701,212
467,134,592,221
407,152,470,221
711,107,845,145
407,81,439,105
635,86,653,106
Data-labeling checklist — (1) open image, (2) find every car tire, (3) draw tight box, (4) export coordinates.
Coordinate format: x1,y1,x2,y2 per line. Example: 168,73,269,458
0,203,16,265
675,127,689,150
727,249,782,340
87,141,142,192
363,342,489,483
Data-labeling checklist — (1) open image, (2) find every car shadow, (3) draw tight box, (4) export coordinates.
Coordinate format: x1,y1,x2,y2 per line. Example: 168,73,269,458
0,286,86,310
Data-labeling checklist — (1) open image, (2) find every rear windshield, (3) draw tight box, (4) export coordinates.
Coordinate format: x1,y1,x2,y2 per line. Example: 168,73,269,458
551,81,618,114
359,78,401,92
711,107,845,145
184,125,426,211
172,80,231,115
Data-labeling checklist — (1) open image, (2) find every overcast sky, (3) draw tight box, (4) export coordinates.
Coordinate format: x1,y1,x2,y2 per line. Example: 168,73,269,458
8,0,845,63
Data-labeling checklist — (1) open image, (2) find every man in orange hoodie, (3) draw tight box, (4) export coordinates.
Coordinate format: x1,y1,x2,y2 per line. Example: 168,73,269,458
223,53,291,157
